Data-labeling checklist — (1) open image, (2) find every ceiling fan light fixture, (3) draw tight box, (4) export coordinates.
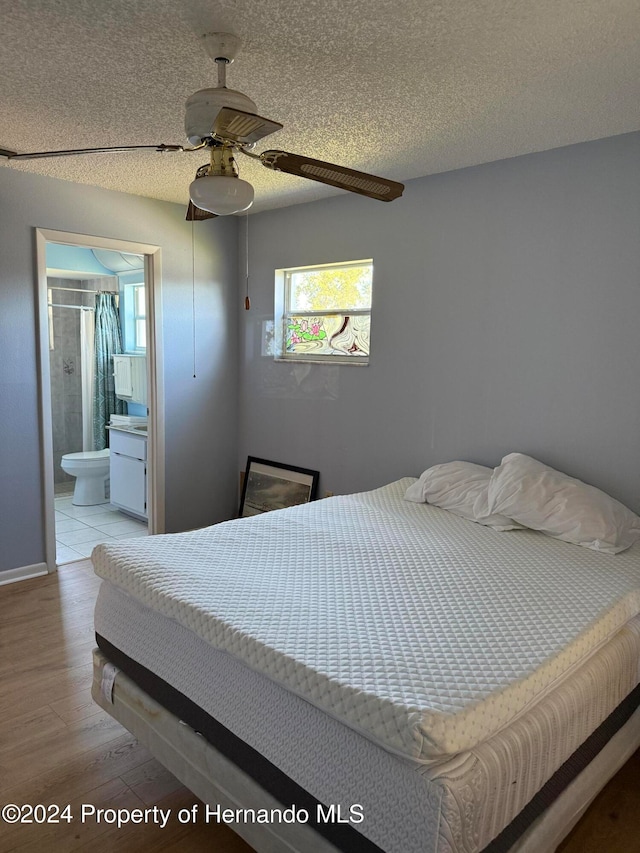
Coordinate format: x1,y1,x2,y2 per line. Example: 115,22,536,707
189,174,254,215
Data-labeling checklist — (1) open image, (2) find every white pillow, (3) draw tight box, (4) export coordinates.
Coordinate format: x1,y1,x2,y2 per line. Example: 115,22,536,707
486,453,640,554
405,461,521,531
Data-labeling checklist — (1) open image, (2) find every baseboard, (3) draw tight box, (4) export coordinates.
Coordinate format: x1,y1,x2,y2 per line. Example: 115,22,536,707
0,562,49,586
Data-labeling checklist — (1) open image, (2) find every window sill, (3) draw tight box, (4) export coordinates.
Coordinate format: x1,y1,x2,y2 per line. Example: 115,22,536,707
274,356,369,367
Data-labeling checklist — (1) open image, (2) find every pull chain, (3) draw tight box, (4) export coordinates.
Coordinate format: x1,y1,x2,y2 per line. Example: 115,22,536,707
192,218,197,377
244,214,251,310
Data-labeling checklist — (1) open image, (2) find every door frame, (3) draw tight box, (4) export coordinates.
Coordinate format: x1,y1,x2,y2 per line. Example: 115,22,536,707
35,228,165,571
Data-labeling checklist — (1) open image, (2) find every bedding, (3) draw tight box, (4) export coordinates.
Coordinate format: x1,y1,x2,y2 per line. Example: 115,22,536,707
92,478,640,762
404,460,520,530
485,453,640,553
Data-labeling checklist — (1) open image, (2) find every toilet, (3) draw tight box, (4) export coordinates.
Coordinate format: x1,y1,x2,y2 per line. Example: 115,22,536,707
60,449,110,505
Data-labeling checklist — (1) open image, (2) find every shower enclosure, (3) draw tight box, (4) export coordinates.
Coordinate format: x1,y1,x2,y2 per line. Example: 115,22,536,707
47,277,119,493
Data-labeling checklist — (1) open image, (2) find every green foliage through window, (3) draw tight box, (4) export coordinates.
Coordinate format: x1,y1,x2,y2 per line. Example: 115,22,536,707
289,265,371,312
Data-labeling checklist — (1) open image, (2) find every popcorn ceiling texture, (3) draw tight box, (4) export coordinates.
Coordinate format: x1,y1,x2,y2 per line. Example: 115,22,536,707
1,0,639,213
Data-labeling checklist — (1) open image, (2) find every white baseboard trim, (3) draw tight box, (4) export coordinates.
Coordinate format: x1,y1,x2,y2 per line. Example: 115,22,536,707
0,562,49,586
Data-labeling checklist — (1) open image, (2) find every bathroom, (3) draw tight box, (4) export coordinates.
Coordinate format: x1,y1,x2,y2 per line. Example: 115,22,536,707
48,244,149,564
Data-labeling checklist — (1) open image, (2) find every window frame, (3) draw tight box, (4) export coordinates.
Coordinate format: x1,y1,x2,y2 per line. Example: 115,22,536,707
132,283,146,351
122,281,146,352
275,259,373,366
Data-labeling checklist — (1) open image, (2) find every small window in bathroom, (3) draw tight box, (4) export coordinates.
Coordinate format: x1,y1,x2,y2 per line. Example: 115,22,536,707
122,282,146,351
133,284,146,349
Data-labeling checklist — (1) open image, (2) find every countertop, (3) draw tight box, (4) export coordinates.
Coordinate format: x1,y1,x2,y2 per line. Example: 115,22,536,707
107,424,148,437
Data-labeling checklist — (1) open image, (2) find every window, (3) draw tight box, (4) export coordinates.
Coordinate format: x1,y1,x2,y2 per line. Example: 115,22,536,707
132,284,146,350
275,259,372,365
122,282,146,351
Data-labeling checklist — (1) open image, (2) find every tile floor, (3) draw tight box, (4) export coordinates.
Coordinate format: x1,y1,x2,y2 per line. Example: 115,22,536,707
55,493,148,564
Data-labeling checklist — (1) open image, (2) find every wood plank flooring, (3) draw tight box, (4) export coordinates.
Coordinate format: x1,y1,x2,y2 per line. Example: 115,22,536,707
0,560,639,852
0,561,250,852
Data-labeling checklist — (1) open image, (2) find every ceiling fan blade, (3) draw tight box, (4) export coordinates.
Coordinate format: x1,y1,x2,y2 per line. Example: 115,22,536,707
1,144,184,161
259,150,404,202
185,201,217,221
213,108,283,146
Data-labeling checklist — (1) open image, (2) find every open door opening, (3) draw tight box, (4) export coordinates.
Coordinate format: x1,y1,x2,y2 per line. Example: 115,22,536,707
36,229,165,571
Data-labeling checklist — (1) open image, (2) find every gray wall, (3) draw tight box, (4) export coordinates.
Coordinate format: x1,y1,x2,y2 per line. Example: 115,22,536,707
238,132,640,513
0,167,239,574
2,130,638,575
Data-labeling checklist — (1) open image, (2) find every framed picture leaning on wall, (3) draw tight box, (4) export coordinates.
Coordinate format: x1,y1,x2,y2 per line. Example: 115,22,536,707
239,457,320,517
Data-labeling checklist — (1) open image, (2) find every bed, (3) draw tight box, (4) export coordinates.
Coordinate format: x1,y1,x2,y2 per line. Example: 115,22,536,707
91,476,640,853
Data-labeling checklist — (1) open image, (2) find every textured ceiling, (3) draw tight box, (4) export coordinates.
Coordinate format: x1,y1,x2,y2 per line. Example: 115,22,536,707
1,0,639,214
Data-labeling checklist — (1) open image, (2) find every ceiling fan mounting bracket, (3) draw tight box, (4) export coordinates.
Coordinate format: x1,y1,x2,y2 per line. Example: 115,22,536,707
200,32,241,65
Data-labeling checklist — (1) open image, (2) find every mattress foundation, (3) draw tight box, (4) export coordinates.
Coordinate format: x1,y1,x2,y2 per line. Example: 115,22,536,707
92,646,640,853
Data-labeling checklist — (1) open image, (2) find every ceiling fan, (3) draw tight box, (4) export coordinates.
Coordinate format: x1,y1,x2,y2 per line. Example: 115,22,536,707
0,32,404,219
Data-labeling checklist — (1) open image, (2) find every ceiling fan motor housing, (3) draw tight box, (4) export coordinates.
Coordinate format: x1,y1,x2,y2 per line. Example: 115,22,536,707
185,88,257,145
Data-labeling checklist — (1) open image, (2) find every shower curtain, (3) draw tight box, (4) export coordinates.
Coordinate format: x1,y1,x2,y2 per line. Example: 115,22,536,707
93,293,125,450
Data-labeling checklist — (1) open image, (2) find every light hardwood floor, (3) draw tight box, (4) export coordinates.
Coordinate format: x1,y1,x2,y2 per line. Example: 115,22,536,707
0,560,251,852
0,560,638,852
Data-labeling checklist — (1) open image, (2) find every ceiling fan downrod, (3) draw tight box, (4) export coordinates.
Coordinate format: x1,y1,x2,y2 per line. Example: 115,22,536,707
216,58,228,89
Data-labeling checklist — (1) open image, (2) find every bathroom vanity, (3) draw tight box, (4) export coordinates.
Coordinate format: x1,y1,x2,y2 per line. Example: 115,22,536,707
108,426,147,520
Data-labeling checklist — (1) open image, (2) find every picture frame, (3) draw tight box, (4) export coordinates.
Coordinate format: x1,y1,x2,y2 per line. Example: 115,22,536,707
239,457,320,518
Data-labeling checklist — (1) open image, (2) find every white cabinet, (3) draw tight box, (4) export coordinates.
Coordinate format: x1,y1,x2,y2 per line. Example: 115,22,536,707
109,429,147,520
113,355,147,405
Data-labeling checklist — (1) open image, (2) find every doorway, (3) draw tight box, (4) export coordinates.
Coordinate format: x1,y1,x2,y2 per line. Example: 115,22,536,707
36,229,165,571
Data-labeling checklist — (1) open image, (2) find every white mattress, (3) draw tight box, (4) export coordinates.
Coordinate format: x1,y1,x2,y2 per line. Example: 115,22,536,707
92,478,640,762
94,580,640,853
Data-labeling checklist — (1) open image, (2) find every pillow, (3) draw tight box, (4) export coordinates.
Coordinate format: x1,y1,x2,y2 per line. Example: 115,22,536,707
485,453,640,553
405,461,522,531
